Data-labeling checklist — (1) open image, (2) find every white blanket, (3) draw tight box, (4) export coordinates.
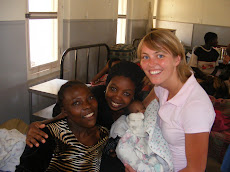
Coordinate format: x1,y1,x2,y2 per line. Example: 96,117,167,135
0,129,26,172
112,100,174,172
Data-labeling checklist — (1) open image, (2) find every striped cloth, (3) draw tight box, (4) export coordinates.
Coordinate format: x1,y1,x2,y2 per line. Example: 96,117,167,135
46,119,108,172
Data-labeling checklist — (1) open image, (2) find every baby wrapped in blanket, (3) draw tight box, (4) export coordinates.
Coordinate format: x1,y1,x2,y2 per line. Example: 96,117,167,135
110,100,174,172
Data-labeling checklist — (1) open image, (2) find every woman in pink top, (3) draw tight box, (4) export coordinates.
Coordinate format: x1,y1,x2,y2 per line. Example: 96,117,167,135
125,29,215,172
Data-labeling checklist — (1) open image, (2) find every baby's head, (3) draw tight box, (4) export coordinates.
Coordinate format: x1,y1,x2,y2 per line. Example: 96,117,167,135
128,100,146,114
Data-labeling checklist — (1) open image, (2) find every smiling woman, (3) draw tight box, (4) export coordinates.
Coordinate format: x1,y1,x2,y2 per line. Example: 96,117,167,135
105,76,135,112
16,81,109,172
94,61,146,130
125,29,216,172
58,82,98,131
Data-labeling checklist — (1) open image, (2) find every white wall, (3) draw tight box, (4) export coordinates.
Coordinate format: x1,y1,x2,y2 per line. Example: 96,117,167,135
156,21,193,46
157,0,230,27
202,0,230,26
128,0,154,20
0,0,26,21
66,0,118,20
156,0,230,47
0,0,29,123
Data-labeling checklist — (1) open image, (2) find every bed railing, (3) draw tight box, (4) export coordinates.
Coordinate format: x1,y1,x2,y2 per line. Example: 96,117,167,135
60,43,110,83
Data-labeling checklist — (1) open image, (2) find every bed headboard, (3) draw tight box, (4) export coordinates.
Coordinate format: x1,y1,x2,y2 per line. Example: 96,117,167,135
60,43,110,83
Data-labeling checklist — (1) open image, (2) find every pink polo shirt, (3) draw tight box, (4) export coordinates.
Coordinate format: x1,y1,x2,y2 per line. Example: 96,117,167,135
154,74,215,172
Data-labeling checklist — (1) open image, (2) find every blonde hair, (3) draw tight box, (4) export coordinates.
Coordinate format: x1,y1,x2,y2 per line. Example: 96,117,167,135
137,29,192,83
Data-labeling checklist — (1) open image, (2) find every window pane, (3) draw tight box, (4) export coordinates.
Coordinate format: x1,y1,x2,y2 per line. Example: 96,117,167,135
29,19,58,68
116,18,126,44
29,0,57,12
118,0,127,15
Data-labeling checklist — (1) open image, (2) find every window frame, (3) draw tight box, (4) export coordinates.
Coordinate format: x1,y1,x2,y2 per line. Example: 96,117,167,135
116,0,127,44
25,0,63,80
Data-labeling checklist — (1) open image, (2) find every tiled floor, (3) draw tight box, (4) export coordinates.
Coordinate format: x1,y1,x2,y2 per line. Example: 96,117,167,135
206,157,222,172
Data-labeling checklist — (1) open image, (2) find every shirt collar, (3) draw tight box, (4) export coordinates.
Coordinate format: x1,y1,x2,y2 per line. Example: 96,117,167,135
167,74,196,106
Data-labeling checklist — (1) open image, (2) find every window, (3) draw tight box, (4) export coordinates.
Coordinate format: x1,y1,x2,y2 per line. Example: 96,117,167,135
26,0,62,80
116,0,127,44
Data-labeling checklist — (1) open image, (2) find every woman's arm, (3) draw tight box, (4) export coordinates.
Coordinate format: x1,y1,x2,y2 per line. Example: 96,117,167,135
17,128,54,172
179,132,209,172
26,112,66,148
91,62,109,84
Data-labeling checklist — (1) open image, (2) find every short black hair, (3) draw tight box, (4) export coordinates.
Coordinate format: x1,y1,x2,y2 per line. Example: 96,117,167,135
106,60,145,99
57,80,86,108
108,58,121,69
204,32,217,44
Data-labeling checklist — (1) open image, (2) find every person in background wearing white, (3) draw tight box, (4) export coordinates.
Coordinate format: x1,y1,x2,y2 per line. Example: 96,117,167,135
188,32,219,80
125,29,215,172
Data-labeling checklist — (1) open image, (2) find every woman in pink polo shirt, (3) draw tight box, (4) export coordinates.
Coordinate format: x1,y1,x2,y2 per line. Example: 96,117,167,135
126,29,215,172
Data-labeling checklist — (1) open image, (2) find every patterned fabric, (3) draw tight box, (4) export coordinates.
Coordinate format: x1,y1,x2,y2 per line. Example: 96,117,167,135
16,119,109,172
110,44,136,61
46,119,109,172
143,99,173,171
114,100,174,172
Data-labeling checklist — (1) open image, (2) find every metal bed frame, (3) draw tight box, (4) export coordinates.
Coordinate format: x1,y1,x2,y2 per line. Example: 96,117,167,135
60,43,110,83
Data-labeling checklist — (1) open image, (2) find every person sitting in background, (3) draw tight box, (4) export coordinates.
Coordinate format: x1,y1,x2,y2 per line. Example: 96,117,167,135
16,80,109,172
90,58,121,86
189,33,229,99
189,32,219,80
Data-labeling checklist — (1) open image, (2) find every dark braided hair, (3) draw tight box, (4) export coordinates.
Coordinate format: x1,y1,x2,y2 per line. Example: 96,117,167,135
106,60,145,99
57,80,86,108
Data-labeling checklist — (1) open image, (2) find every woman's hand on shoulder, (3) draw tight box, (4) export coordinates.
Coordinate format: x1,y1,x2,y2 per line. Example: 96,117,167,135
26,121,48,148
124,164,136,172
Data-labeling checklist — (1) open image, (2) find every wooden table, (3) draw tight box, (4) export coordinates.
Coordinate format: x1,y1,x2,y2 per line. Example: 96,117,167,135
28,79,68,122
